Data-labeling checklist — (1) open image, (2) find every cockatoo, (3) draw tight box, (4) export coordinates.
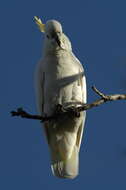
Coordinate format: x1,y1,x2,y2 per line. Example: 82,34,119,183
34,16,87,179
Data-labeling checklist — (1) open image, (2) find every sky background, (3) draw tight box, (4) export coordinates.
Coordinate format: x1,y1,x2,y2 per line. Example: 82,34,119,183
0,0,126,189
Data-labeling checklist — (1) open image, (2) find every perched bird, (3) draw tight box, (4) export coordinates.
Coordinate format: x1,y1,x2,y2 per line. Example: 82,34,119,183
34,16,87,179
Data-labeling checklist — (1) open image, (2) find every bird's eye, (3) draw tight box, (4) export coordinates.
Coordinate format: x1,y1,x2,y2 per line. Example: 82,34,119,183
46,35,49,39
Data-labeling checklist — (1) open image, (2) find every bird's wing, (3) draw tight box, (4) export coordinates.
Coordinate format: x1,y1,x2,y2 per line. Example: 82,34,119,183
35,60,45,114
78,69,86,150
35,60,51,144
71,53,87,150
76,70,86,150
71,52,86,102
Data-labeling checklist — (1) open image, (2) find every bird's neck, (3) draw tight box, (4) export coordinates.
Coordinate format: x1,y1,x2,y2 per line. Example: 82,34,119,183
43,48,70,57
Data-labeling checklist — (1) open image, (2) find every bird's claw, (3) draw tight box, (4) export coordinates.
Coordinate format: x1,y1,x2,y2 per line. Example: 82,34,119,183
68,106,80,117
55,104,65,114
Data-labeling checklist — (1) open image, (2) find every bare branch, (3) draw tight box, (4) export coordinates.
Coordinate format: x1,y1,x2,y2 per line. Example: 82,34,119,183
11,86,126,122
11,108,62,122
92,86,108,100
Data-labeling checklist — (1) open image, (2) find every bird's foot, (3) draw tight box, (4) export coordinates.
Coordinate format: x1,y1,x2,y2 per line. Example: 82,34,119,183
67,106,80,117
54,104,65,114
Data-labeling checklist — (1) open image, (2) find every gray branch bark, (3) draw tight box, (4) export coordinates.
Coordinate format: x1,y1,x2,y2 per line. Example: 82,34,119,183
11,86,126,122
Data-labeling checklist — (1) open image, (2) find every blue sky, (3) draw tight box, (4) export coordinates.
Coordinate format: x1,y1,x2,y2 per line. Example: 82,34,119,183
0,0,126,189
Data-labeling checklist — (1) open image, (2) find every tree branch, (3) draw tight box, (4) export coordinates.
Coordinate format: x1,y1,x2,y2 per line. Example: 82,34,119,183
11,86,126,122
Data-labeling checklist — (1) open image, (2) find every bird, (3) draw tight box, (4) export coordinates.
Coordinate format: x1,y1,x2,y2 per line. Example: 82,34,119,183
34,16,87,179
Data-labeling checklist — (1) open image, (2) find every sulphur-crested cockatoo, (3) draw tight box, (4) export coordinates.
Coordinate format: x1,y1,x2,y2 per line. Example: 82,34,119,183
34,16,86,179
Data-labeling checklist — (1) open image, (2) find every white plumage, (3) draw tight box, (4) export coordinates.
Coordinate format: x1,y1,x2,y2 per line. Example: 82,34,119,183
35,19,87,179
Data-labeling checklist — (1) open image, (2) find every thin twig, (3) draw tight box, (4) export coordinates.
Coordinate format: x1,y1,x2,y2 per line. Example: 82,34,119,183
92,86,108,100
11,108,61,122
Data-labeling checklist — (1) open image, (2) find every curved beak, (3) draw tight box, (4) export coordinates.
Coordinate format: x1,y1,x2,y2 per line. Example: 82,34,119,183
54,34,61,47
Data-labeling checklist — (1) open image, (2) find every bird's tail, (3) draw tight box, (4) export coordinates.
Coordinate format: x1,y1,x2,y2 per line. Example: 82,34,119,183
51,146,79,179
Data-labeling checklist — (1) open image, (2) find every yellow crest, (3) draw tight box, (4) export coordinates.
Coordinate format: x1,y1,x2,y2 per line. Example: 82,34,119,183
34,16,45,33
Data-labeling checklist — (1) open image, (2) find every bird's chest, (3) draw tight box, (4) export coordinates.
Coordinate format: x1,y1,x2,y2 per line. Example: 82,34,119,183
42,53,82,114
44,53,78,81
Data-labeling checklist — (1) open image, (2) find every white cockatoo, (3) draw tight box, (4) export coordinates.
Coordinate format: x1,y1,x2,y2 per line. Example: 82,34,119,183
34,16,87,179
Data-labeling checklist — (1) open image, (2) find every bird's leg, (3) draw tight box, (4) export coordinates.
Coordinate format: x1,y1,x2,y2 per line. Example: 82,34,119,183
67,106,81,117
54,104,65,114
54,104,81,117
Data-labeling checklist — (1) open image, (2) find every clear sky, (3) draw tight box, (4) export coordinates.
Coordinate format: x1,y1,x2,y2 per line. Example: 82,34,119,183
0,0,126,189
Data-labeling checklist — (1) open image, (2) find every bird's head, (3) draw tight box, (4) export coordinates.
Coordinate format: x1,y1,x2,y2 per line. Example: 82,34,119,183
45,20,62,48
34,17,72,53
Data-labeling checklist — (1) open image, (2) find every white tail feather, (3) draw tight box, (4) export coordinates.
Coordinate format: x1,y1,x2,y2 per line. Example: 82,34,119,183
51,146,79,179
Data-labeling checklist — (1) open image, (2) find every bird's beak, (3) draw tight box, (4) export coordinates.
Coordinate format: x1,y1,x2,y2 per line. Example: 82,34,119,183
54,34,61,47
